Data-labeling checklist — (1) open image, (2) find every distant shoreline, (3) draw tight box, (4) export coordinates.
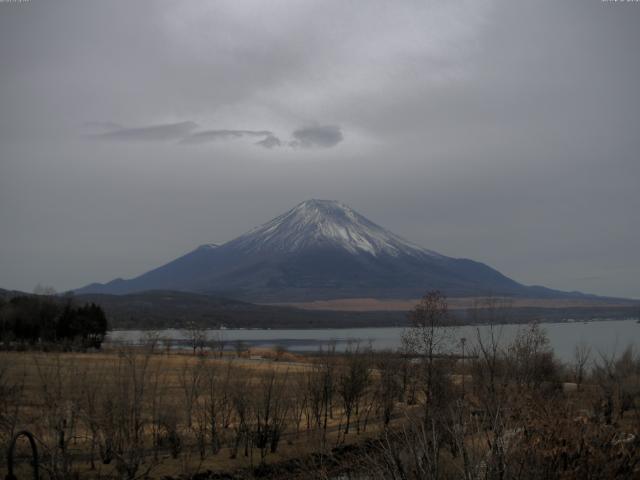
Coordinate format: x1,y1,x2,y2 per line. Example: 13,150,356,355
265,296,640,312
104,307,639,331
108,316,640,332
3,288,638,330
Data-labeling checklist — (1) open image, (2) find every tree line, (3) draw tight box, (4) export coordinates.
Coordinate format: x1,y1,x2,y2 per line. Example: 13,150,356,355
0,293,108,349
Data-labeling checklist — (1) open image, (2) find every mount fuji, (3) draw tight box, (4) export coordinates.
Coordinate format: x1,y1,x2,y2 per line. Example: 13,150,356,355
76,199,577,301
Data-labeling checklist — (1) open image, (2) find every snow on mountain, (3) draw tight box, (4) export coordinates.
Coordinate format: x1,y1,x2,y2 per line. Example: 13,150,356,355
196,243,219,250
228,199,442,258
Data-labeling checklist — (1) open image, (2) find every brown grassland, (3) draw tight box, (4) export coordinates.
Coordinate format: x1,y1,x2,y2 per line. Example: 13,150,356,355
1,346,414,479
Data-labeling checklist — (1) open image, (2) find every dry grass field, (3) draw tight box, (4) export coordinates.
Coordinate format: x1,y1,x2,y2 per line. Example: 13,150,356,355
0,347,414,479
2,314,640,480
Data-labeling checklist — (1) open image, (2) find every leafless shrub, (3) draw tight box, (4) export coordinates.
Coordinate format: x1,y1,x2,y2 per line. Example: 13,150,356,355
0,362,23,466
402,291,454,415
140,330,162,353
178,356,205,429
253,369,290,461
373,352,402,428
229,372,252,460
507,323,559,390
209,330,226,358
200,359,223,455
183,321,207,355
337,342,371,437
33,354,81,479
573,341,592,390
98,350,161,480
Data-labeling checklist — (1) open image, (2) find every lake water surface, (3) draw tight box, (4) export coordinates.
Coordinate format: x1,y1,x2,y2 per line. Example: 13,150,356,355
107,319,640,363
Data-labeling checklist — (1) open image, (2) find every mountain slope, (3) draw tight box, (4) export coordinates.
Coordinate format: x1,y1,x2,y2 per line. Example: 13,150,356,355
227,199,440,257
76,199,582,301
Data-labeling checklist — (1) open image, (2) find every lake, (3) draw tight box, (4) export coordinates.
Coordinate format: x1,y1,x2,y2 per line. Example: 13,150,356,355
107,319,640,363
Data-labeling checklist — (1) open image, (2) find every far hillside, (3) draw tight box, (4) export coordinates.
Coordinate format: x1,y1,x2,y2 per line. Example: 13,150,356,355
3,288,637,331
77,290,639,330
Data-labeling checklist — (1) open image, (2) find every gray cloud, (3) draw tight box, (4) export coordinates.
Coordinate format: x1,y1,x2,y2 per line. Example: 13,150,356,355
90,123,345,150
180,129,272,145
84,121,124,131
178,126,345,149
93,121,198,142
1,1,639,298
256,134,282,149
290,125,343,149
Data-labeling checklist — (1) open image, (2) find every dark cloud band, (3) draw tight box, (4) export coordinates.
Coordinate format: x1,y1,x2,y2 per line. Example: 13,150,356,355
87,122,343,150
91,121,199,142
290,125,343,149
180,129,273,145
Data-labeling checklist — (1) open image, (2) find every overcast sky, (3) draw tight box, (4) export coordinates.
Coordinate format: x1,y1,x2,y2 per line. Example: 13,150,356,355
1,0,639,298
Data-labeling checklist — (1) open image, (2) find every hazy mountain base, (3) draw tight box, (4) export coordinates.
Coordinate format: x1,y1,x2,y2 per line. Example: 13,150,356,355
76,290,639,330
2,288,637,330
274,296,640,312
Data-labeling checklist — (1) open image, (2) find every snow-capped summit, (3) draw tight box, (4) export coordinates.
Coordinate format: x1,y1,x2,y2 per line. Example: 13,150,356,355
228,199,440,257
75,199,569,301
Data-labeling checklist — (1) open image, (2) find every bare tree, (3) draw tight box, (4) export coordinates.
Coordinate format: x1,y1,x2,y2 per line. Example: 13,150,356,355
290,372,309,437
594,346,640,424
374,352,402,428
33,354,80,479
253,369,290,461
230,373,252,460
183,321,207,355
468,297,511,480
614,346,640,419
147,357,169,462
367,418,445,480
274,344,287,361
178,356,205,429
337,342,371,436
234,340,247,358
209,330,226,358
141,330,161,353
306,366,324,432
304,344,337,448
98,350,161,480
508,323,556,390
77,363,107,470
402,291,453,413
573,341,591,391
0,362,24,465
319,343,336,447
200,358,231,455
160,335,174,355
